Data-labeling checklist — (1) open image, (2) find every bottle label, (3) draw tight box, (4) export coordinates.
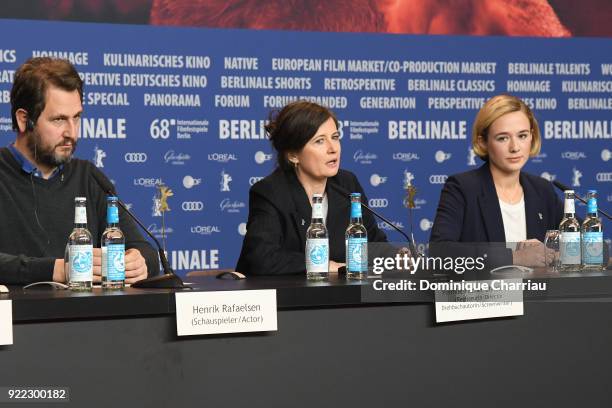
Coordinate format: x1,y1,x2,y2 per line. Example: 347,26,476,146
103,244,125,281
350,201,362,218
582,232,603,265
107,206,119,224
74,206,87,224
69,244,93,282
587,198,598,214
560,232,581,265
347,237,368,272
312,202,324,220
563,198,575,214
306,238,329,273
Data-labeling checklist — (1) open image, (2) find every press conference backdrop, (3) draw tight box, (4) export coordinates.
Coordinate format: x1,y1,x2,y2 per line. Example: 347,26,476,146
0,19,610,275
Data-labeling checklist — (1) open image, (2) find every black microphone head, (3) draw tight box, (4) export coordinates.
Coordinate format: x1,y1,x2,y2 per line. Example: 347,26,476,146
552,179,571,192
90,164,116,195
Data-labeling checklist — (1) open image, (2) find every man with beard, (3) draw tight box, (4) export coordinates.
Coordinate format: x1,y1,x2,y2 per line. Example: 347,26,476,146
0,57,159,285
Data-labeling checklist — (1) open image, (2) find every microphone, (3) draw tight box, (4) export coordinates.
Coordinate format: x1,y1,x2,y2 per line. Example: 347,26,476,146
90,167,186,289
552,180,611,220
327,179,420,258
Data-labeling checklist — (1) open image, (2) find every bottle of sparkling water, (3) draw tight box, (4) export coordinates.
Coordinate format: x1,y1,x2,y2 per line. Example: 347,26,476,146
559,190,581,272
345,193,368,279
102,196,126,289
305,193,329,280
581,190,604,271
67,197,93,290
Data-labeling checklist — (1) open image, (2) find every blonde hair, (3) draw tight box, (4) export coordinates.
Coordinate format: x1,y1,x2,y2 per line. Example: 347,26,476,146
472,94,541,160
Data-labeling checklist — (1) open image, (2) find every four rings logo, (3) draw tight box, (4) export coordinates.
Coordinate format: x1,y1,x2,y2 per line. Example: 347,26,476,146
561,152,587,160
429,175,448,184
368,198,389,208
181,201,204,211
596,172,612,182
124,152,147,163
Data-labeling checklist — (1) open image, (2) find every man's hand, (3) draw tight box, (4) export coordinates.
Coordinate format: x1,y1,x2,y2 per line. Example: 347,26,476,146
513,239,546,267
125,248,148,284
93,248,102,283
329,261,346,274
53,259,66,283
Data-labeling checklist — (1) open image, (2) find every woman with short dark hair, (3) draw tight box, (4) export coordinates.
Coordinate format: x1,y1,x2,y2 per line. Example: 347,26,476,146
236,101,387,275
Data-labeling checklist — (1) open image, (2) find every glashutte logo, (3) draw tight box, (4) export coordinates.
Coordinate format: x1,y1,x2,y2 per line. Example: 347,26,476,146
220,198,246,213
147,223,174,239
353,150,377,164
164,150,191,165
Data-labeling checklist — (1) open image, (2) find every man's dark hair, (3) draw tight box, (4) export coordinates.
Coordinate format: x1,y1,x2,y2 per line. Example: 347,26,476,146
10,57,83,131
266,100,338,172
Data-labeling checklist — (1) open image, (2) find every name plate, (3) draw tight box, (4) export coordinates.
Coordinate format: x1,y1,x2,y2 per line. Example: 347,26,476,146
435,279,523,323
175,290,277,336
0,300,13,345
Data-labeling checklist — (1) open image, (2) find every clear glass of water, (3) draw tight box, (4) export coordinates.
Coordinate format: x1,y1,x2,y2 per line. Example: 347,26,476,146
544,230,560,272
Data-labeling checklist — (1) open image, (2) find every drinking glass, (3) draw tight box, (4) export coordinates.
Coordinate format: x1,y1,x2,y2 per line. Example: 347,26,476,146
544,230,560,272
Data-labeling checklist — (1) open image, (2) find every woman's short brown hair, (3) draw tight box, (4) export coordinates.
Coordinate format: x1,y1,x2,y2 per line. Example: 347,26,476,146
472,94,541,160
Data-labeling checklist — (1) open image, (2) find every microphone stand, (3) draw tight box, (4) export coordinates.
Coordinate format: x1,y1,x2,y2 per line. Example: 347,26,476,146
90,167,185,289
115,199,186,289
552,180,611,220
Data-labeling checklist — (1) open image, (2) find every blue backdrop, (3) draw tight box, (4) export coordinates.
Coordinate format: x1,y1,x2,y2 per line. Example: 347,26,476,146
0,19,610,275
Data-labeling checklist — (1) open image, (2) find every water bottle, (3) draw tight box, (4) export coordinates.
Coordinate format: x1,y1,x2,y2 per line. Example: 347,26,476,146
559,190,581,272
581,190,604,271
101,196,126,288
345,193,368,279
305,193,329,280
67,197,93,290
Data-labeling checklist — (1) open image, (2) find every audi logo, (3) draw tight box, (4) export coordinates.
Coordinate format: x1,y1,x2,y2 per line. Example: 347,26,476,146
124,152,148,163
429,175,448,184
181,201,204,211
596,172,612,182
368,198,389,208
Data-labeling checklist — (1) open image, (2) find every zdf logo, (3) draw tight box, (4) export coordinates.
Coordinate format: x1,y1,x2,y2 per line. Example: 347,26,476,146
370,174,388,187
181,201,204,211
429,175,448,184
420,218,434,231
124,152,148,163
368,198,389,208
